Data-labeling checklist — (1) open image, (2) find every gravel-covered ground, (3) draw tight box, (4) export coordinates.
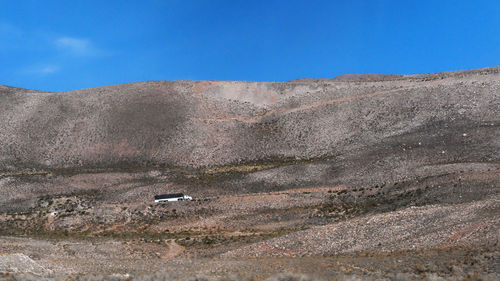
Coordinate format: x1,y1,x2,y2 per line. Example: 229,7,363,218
0,67,499,279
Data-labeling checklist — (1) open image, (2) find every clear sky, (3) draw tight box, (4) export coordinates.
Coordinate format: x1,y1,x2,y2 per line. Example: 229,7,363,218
1,0,499,92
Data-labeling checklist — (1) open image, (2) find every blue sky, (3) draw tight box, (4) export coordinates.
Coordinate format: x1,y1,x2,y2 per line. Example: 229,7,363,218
1,0,499,92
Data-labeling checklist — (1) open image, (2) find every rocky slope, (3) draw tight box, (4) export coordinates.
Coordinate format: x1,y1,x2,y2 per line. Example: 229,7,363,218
0,67,499,279
1,67,499,208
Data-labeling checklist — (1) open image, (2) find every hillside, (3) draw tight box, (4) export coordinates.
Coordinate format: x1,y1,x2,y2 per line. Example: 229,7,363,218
0,67,499,279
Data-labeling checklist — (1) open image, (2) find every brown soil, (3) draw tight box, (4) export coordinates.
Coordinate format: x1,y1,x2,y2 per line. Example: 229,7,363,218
0,67,499,280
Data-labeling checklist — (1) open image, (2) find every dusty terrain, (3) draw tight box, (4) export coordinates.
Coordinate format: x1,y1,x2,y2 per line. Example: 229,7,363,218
0,67,499,280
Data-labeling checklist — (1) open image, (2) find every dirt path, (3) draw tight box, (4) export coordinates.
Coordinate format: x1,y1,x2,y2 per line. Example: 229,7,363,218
192,87,415,123
162,240,185,259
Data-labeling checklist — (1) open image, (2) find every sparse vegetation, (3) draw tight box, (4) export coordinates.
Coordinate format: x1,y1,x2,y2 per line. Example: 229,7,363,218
1,68,499,278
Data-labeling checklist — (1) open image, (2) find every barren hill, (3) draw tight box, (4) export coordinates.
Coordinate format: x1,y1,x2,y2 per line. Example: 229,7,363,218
0,67,499,279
